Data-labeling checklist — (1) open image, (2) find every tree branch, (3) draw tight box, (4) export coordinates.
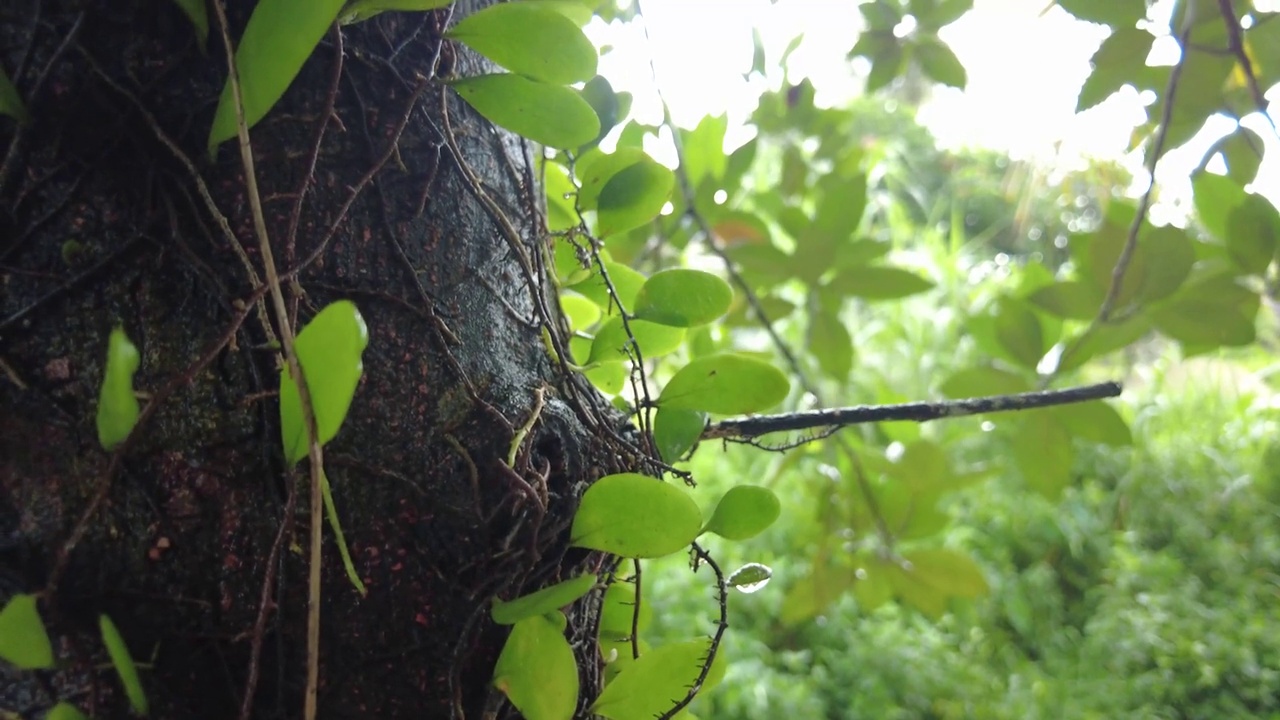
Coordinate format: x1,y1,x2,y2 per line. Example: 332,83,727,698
702,381,1122,441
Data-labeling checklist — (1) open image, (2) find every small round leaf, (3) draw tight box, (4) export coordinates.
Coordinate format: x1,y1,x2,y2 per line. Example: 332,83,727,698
96,327,141,451
658,353,789,415
451,74,599,149
588,317,684,364
446,3,596,84
597,158,675,237
0,594,54,669
703,485,781,541
633,269,733,327
281,301,369,465
571,473,701,558
492,613,578,720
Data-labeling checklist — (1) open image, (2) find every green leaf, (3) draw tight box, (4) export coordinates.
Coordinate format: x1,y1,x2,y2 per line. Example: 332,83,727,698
1193,171,1248,241
0,66,29,123
633,269,732,327
653,407,706,464
1056,313,1152,372
560,293,600,331
993,298,1046,370
597,158,675,237
1225,194,1280,274
577,149,646,210
208,0,346,155
100,615,149,716
492,574,597,625
571,473,702,558
96,327,141,451
47,703,89,720
828,265,934,300
1053,401,1132,446
681,114,729,188
917,0,972,29
1011,411,1074,497
591,639,725,720
586,362,627,395
580,75,625,148
727,562,773,592
339,0,451,24
915,36,966,88
0,594,54,669
703,485,781,541
1211,125,1264,185
1057,0,1146,27
588,317,685,363
599,581,651,639
1084,222,1195,307
170,0,208,52
890,548,988,619
658,353,789,415
492,613,578,720
446,3,596,84
569,261,647,314
866,39,907,92
1026,280,1100,320
809,309,854,381
1077,28,1154,112
781,560,853,625
939,366,1032,398
451,74,599,149
280,301,369,465
545,164,581,232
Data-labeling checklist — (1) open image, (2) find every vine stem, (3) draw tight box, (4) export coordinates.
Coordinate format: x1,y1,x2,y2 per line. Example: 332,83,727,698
209,4,328,719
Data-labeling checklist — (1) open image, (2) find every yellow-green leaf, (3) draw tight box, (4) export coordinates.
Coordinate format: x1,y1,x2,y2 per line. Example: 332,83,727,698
588,317,684,363
915,36,966,88
653,406,706,464
447,3,596,84
591,639,726,720
96,327,141,451
451,74,599,149
633,269,732,327
1012,411,1074,497
596,158,675,237
100,615,149,716
571,473,702,558
703,485,781,541
492,613,578,720
280,301,369,465
492,574,597,625
0,594,54,669
568,261,646,314
47,703,89,720
208,0,347,155
829,265,934,300
658,353,789,415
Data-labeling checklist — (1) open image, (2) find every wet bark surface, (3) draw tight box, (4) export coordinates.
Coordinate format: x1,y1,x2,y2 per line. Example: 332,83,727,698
0,2,639,717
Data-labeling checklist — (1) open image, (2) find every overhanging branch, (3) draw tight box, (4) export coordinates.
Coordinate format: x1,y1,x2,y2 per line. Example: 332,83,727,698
702,381,1123,441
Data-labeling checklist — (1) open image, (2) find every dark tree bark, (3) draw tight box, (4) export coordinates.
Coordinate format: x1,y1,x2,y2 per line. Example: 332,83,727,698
0,2,639,717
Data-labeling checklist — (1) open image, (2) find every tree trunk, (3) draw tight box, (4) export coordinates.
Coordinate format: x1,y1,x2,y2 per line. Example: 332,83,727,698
0,2,633,717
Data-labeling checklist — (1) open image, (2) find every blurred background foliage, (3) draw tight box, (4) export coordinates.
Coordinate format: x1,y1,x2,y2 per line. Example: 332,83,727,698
558,0,1280,716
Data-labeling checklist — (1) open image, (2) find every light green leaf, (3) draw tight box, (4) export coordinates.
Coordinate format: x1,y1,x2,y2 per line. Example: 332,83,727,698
915,36,966,88
339,0,451,24
0,66,29,123
658,353,789,415
571,473,702,558
780,560,853,625
446,3,596,84
829,265,934,300
1211,125,1264,185
703,485,781,541
170,0,209,52
653,407,706,464
809,308,853,381
586,362,627,395
560,293,600,331
492,613,578,720
588,317,684,363
1076,28,1153,112
96,327,141,451
591,639,725,720
1026,280,1100,320
545,163,580,232
1012,411,1074,497
100,615,149,716
493,574,597,625
47,703,89,720
680,114,728,188
633,269,732,327
1225,194,1280,274
890,548,989,619
597,158,675,237
0,594,54,669
1193,171,1248,241
568,261,647,314
280,301,369,465
208,0,347,155
1053,401,1132,446
598,581,651,639
1056,313,1152,372
993,298,1046,370
451,74,599,149
1057,0,1146,27
727,562,773,592
1085,223,1195,307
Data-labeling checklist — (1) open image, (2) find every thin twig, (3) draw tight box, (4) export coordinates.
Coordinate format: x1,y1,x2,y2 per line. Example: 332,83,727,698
655,542,727,720
1216,0,1277,137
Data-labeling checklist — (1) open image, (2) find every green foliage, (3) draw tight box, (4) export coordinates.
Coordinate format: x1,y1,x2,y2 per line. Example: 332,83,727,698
46,703,90,720
571,473,703,558
492,574,598,625
0,594,54,669
634,269,733,328
169,0,208,52
280,300,369,465
96,327,141,451
338,0,451,25
658,354,789,414
0,66,29,123
492,613,578,720
703,486,781,541
445,3,596,84
100,614,148,716
450,74,600,150
592,638,727,720
208,0,346,155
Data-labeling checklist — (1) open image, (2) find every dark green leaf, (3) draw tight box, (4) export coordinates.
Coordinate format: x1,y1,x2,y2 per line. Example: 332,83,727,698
1085,222,1195,307
1056,313,1152,372
170,0,208,52
1225,194,1280,274
100,615,149,716
96,327,141,451
339,0,451,24
580,75,623,148
653,406,706,463
681,114,728,188
917,0,971,29
1057,0,1146,27
1053,401,1132,446
492,574,597,625
492,614,578,720
1193,171,1248,241
993,298,1046,370
208,0,347,154
588,317,684,363
597,158,675,237
0,66,28,123
0,594,54,669
658,353,790,415
451,74,599,149
633,269,732,327
280,301,369,465
810,309,853,380
1077,28,1154,112
570,473,702,557
703,485,781,541
890,548,988,619
1011,411,1074,497
1027,280,1101,320
447,3,596,84
829,265,934,300
915,36,966,88
866,40,906,92
1207,125,1264,185
591,639,725,720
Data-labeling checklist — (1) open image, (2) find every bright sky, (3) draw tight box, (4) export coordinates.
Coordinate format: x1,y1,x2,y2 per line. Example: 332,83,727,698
590,0,1280,208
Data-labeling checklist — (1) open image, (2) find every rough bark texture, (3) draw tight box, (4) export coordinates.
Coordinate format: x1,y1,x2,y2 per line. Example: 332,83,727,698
0,2,640,717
